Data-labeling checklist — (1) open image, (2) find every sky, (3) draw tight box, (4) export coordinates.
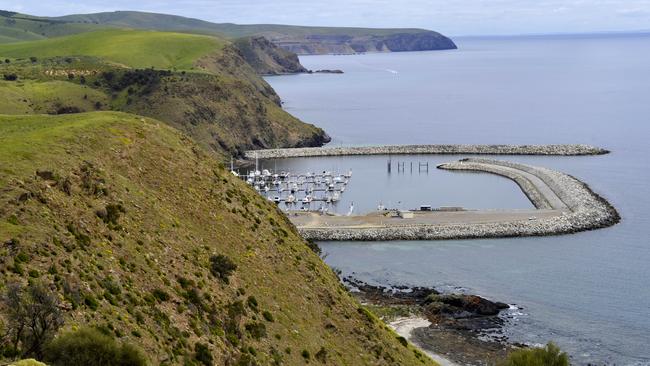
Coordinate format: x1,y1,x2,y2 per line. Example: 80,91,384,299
4,0,650,36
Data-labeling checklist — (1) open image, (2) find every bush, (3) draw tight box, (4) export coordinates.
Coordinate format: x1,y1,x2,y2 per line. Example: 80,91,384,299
44,327,147,366
3,73,18,81
315,347,327,362
11,360,47,366
396,336,408,347
301,349,310,360
262,310,274,322
244,322,266,340
209,254,237,283
246,296,258,311
151,288,170,302
305,239,322,255
194,342,213,366
499,342,569,366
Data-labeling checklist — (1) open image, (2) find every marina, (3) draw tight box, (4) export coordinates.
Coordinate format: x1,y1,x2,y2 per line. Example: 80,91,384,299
233,156,353,212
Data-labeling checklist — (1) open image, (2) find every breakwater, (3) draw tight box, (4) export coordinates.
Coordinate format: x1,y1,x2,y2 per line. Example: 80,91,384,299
245,144,609,159
296,158,619,241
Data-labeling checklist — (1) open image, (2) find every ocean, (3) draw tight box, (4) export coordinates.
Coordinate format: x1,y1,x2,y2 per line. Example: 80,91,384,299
264,34,650,365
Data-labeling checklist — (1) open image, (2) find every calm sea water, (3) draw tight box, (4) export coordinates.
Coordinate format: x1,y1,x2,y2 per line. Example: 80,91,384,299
265,34,650,365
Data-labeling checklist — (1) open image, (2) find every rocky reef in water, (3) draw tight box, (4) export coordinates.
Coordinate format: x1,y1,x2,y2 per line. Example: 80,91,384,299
344,276,519,365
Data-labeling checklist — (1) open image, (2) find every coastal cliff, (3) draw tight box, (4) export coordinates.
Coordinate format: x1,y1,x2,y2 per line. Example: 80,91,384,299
0,11,457,56
233,36,309,75
269,31,458,55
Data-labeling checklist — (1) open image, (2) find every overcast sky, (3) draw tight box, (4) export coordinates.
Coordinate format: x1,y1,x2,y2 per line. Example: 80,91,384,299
5,0,650,36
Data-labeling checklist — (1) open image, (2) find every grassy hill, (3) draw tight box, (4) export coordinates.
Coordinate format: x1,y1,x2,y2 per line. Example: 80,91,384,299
0,111,434,365
0,29,224,70
53,10,434,38
0,10,457,55
0,31,329,155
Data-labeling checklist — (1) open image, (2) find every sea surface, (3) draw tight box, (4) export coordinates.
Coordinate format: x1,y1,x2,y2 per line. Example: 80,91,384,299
264,34,650,365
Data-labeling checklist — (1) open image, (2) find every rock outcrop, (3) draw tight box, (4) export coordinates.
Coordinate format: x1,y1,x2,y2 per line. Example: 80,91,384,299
233,36,308,75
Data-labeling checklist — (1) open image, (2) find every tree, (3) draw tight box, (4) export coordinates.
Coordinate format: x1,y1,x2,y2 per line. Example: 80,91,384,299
2,282,64,359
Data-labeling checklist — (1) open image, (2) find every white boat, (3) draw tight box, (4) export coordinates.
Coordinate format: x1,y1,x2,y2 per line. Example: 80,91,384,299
273,196,281,203
302,195,313,203
332,192,340,202
344,170,352,178
286,194,296,203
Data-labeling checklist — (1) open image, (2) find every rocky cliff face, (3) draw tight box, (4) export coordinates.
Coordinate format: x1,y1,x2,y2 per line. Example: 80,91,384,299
233,36,308,75
267,31,457,55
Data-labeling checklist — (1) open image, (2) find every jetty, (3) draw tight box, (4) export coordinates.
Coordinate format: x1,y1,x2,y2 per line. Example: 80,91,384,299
290,158,619,241
244,144,609,159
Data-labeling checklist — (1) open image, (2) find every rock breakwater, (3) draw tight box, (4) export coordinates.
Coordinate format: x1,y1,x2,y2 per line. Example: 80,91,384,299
245,144,609,159
297,158,619,241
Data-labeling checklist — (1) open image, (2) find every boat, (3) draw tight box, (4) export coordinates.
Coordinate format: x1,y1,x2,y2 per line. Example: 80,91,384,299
302,194,313,203
286,194,296,203
273,196,281,203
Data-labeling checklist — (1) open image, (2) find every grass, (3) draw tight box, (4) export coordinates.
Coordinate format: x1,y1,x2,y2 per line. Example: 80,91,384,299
0,111,437,365
0,79,109,114
0,29,224,69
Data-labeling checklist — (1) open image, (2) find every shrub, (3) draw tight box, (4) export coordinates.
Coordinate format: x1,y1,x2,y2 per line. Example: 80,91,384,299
244,322,266,340
301,349,310,360
3,73,18,81
209,254,237,283
11,360,46,366
29,56,37,63
84,294,99,310
246,296,258,311
152,288,170,302
499,342,569,366
305,239,322,255
194,342,213,366
44,327,147,366
262,310,274,322
315,347,328,362
396,336,408,347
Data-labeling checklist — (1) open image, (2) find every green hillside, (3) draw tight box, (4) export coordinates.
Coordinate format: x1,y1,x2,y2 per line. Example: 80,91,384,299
54,10,431,38
0,31,329,155
0,112,435,365
0,10,456,55
0,11,106,43
0,29,223,70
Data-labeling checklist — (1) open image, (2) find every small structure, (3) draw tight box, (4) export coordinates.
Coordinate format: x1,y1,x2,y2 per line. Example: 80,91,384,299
419,205,432,211
437,206,464,212
398,210,414,219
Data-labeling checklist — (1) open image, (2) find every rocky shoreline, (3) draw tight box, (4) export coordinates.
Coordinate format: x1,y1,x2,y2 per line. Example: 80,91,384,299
297,158,619,241
244,144,609,159
345,277,520,365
